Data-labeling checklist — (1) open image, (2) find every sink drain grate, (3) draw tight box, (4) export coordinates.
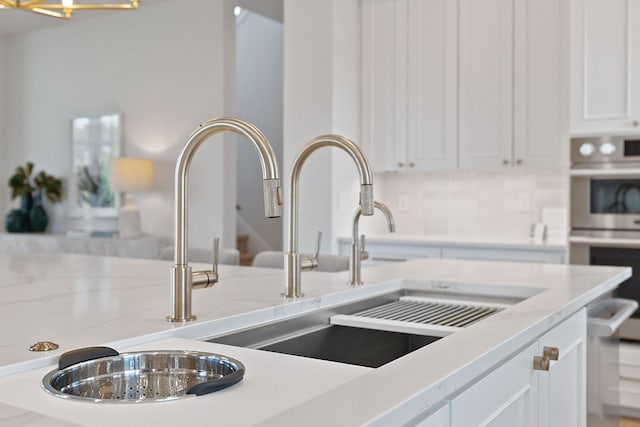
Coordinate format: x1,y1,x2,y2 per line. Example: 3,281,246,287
330,296,504,337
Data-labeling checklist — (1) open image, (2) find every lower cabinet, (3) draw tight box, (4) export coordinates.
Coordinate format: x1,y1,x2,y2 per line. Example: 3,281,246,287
419,309,586,426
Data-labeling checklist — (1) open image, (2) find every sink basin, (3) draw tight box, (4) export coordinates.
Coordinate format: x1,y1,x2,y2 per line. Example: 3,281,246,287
258,324,439,368
43,350,245,403
206,281,537,368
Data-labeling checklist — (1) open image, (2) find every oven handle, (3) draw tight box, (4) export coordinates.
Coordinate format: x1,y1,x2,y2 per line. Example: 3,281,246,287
569,235,640,248
587,298,639,337
570,168,640,177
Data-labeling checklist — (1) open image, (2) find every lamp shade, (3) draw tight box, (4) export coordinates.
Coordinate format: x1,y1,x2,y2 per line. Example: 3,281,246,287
110,157,153,193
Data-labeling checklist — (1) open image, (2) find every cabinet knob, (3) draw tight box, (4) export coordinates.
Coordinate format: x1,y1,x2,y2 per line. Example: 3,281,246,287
502,159,509,166
543,346,559,361
633,120,639,127
533,355,550,371
516,158,523,165
408,162,415,168
398,162,404,168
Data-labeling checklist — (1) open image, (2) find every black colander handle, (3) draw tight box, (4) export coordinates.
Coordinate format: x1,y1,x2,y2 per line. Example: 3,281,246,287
186,368,245,396
58,346,119,370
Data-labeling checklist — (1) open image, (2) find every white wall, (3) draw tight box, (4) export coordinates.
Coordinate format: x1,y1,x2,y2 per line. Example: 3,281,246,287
2,0,237,250
283,0,362,255
236,10,283,252
364,170,567,240
0,37,6,216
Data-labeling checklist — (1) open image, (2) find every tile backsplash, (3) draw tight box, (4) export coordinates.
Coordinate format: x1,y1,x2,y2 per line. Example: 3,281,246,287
371,169,567,240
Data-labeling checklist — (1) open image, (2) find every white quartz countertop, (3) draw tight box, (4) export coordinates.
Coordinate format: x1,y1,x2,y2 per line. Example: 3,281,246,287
0,253,629,426
337,233,567,250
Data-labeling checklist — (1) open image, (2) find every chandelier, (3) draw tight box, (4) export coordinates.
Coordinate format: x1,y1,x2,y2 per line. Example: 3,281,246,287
0,0,139,19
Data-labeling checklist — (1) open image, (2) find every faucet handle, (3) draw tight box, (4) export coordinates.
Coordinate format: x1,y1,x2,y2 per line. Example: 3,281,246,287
192,237,220,289
212,237,220,275
360,234,369,261
312,231,322,260
301,231,322,272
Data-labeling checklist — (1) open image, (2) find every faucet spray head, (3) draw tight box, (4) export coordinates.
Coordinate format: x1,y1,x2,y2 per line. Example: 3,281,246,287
360,184,374,216
263,179,283,218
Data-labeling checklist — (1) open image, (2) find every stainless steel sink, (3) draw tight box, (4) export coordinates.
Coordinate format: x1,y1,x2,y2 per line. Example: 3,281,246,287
206,283,528,368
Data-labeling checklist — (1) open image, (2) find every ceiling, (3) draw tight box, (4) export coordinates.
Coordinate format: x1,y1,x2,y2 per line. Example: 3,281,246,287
0,10,69,36
0,0,282,37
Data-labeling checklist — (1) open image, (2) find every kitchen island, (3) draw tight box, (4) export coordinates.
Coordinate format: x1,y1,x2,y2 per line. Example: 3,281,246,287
0,253,630,426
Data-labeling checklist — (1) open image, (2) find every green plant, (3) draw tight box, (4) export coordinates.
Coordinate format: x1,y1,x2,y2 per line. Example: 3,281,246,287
8,162,62,203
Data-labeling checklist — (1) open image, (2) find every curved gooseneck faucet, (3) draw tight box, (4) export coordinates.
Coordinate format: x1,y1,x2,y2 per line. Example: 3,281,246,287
349,201,395,286
284,134,374,298
169,117,282,322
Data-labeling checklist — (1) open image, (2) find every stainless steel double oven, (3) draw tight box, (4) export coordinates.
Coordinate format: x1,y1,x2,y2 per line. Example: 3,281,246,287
570,135,640,342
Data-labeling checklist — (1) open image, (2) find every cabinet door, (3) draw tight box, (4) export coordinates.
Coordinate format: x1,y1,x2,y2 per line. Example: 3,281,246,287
414,403,450,427
458,0,514,169
513,0,569,168
361,0,407,172
450,342,538,427
406,0,457,170
538,309,587,427
361,0,457,172
570,0,640,133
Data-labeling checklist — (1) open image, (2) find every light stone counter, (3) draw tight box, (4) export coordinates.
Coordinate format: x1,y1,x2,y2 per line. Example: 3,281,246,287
0,253,630,426
338,233,567,251
0,232,170,259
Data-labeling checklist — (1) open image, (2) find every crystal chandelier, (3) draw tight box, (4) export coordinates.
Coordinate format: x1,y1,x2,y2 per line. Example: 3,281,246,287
0,0,139,20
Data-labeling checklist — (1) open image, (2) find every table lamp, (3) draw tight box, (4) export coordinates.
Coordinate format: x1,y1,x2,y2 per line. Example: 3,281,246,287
110,157,153,239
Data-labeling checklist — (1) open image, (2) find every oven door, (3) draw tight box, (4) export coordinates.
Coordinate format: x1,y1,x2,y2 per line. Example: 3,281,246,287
570,231,640,341
571,171,640,231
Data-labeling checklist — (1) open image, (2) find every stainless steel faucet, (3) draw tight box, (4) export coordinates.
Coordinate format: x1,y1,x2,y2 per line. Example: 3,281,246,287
348,201,395,286
169,117,282,322
284,134,374,298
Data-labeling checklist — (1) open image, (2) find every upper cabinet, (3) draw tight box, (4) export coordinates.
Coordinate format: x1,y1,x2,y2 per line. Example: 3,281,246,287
361,0,457,172
361,0,569,172
570,0,640,133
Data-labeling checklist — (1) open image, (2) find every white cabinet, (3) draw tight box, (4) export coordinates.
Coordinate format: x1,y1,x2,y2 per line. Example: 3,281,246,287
459,0,568,169
414,404,450,427
450,342,539,427
458,0,514,170
570,0,640,133
361,0,567,172
537,309,587,427
361,0,457,172
449,309,586,427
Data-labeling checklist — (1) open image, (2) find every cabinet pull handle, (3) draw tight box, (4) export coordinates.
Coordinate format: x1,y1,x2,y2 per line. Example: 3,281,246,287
543,346,559,361
533,355,550,371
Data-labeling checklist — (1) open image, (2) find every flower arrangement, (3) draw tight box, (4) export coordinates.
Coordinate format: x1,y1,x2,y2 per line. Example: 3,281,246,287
5,162,62,232
8,162,62,203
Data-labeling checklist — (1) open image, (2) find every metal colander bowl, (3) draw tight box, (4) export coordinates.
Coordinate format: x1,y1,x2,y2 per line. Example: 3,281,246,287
42,350,245,403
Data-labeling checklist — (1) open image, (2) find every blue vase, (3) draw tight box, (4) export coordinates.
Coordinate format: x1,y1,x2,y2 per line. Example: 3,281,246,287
29,193,48,232
5,208,28,232
5,193,32,232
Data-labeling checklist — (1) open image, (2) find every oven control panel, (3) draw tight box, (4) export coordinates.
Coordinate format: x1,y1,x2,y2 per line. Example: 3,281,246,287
571,135,640,165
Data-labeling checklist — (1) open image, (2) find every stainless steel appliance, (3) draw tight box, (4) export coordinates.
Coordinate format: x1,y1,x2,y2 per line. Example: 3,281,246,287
570,134,640,341
570,135,640,425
